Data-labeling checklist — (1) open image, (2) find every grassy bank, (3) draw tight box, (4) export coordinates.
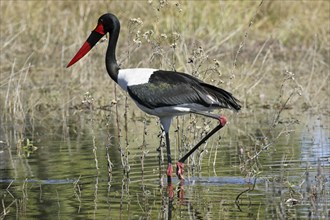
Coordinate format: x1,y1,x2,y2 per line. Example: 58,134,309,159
1,2,329,219
0,0,329,139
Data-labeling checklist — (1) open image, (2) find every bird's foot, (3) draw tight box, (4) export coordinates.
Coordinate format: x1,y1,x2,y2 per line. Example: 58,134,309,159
219,115,227,127
176,162,185,180
167,163,173,177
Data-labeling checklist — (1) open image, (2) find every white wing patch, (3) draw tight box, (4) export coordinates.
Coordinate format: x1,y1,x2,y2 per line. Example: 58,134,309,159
117,68,158,91
134,101,216,117
206,94,217,103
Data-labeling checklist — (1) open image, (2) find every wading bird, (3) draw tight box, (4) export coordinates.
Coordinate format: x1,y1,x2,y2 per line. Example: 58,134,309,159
67,13,241,183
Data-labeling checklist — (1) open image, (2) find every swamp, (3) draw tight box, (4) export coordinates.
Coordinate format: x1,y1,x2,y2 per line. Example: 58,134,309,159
1,1,329,219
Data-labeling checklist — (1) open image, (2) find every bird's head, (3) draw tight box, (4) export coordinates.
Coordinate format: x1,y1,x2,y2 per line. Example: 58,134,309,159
67,13,120,68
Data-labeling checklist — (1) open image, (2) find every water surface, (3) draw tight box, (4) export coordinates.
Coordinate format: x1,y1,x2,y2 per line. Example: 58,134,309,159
1,109,329,219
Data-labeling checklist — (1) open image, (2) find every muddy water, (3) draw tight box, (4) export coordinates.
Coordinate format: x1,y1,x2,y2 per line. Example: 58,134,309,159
0,109,329,219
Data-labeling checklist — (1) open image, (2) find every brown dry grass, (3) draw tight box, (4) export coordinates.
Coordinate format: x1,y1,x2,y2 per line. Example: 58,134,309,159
0,0,329,143
1,2,329,219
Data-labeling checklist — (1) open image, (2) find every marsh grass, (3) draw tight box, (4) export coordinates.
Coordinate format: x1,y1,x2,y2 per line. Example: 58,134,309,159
1,1,329,218
1,1,329,132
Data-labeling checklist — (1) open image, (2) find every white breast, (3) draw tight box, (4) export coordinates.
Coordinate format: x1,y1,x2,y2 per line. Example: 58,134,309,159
117,68,158,91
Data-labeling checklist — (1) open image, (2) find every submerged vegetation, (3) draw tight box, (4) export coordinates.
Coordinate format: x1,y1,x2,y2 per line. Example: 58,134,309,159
1,1,329,219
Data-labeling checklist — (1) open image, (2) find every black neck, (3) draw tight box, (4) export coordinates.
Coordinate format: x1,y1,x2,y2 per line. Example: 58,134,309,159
105,22,120,82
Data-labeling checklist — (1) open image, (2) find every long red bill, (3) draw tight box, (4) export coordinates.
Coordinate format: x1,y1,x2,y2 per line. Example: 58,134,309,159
67,23,105,68
66,41,92,68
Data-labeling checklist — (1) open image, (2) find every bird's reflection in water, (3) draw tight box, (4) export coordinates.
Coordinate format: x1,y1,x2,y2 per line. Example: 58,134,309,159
158,180,185,220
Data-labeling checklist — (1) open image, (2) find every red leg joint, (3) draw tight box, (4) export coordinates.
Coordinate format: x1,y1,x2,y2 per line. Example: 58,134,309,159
167,163,173,177
176,162,185,180
219,116,227,127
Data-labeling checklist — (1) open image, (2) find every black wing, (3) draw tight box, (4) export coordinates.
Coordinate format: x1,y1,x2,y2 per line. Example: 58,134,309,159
127,70,241,111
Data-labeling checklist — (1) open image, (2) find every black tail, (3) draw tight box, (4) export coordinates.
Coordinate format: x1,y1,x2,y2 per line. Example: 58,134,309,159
200,83,241,111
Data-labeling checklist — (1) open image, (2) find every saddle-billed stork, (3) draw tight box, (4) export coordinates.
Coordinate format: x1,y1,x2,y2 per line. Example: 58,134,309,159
67,13,241,183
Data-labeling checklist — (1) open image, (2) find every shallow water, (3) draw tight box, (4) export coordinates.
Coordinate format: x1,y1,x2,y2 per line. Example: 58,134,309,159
0,109,329,219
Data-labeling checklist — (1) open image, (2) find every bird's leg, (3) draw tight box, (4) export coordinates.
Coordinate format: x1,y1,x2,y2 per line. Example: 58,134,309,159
165,132,173,184
176,115,227,179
